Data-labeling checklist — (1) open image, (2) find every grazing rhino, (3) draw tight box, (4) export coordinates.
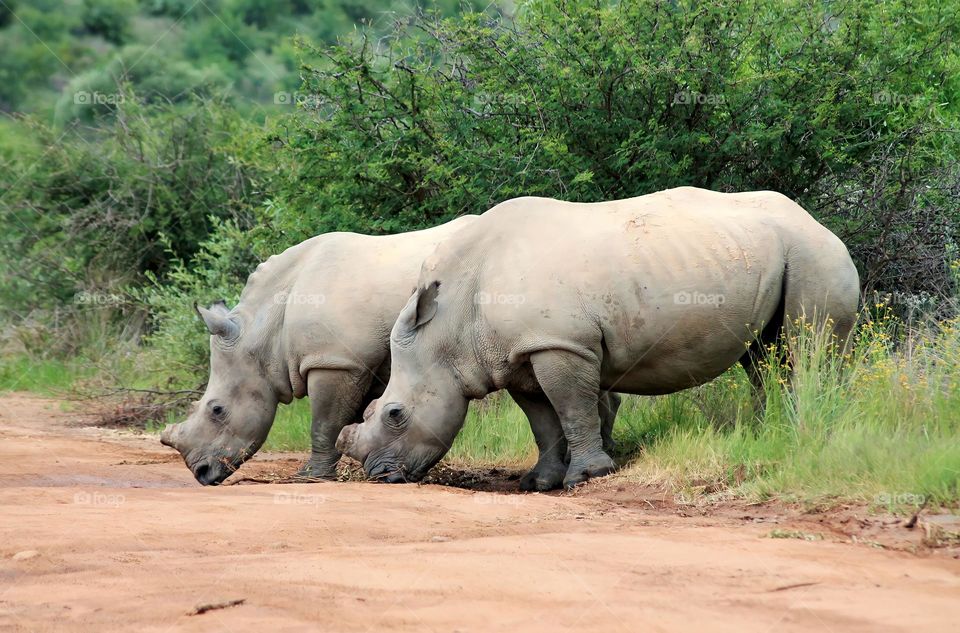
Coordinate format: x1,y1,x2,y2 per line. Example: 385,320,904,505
337,187,860,490
159,216,479,485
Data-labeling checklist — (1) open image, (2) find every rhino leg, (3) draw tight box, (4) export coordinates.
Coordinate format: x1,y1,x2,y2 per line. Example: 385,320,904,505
508,389,568,492
564,391,620,462
739,342,772,417
739,293,787,417
530,350,616,488
296,369,372,480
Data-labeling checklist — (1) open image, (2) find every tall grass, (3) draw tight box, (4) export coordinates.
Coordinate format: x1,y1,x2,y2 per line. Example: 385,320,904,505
262,399,313,452
616,309,960,508
0,357,89,395
446,394,537,465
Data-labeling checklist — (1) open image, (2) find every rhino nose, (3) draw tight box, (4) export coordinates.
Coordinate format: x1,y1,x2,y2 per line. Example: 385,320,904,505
193,460,224,486
336,424,362,460
160,424,179,449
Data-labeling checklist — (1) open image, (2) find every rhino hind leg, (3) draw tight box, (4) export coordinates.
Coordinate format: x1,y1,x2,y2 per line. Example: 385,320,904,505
296,369,373,480
529,350,616,489
739,297,786,417
564,391,620,463
509,390,568,491
599,391,620,456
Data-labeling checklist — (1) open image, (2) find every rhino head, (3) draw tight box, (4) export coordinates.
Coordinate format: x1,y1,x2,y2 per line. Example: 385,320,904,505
336,281,469,482
160,301,280,485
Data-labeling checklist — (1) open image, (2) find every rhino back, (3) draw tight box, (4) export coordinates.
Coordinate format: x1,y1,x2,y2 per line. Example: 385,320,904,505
417,188,856,394
280,216,477,376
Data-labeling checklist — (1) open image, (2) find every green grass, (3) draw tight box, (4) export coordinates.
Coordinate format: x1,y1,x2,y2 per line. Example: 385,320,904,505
261,393,538,463
447,395,537,466
262,398,313,452
614,311,960,509
0,357,87,395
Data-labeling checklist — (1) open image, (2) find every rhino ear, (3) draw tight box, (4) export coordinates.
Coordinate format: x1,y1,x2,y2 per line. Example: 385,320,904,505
195,302,240,341
398,281,440,333
209,299,229,314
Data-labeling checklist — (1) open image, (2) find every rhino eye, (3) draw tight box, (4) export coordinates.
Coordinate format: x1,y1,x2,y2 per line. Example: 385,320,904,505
383,404,406,429
212,405,224,416
210,403,226,420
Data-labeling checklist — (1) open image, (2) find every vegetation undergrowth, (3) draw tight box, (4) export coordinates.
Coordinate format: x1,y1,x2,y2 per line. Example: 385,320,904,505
3,301,957,510
0,357,88,395
614,307,960,511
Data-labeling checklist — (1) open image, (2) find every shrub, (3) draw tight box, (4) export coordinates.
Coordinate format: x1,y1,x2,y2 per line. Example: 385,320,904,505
80,0,137,45
54,47,229,125
276,0,959,297
1,95,267,322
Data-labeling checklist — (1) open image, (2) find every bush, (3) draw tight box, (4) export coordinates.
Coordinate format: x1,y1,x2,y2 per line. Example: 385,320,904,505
182,10,265,65
133,219,258,380
141,0,211,19
0,0,16,28
81,0,137,44
0,95,268,323
276,0,959,297
54,47,229,125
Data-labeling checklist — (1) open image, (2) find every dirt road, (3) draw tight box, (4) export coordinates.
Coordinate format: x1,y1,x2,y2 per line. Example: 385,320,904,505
1,393,958,632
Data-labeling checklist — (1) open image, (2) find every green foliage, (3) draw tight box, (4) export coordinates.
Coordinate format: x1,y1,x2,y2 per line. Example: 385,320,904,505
0,0,479,115
133,218,259,380
0,1,16,28
81,0,137,44
1,95,268,321
279,0,959,294
182,9,266,65
0,357,89,394
141,0,208,19
54,48,230,125
0,1,80,112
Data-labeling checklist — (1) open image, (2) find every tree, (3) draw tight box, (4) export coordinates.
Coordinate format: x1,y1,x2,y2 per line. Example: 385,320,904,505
275,0,959,297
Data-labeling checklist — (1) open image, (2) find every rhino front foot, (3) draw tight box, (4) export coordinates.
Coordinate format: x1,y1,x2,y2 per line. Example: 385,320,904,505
563,452,616,489
519,461,567,492
294,457,338,481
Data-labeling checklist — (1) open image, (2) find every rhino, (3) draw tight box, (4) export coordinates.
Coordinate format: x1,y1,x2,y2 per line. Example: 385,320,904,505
336,187,860,490
159,216,479,485
160,215,621,486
